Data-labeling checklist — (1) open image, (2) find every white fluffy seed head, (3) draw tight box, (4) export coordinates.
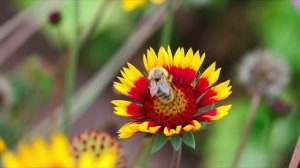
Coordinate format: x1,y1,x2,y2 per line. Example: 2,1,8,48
238,49,290,96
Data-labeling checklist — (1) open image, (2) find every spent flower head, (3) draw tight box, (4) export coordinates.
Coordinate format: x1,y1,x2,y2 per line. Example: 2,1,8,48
238,49,290,96
112,46,232,149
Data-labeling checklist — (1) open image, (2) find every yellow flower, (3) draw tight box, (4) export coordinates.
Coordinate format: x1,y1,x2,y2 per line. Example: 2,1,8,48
122,0,164,12
0,137,6,154
71,130,127,168
1,132,122,168
113,46,232,138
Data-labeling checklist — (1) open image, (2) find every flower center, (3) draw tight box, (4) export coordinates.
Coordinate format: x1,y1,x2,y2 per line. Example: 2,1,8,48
144,84,197,127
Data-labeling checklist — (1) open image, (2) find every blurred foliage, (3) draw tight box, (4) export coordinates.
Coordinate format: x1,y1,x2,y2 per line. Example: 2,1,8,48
15,0,141,71
251,0,300,96
3,0,300,167
0,56,53,146
44,1,139,72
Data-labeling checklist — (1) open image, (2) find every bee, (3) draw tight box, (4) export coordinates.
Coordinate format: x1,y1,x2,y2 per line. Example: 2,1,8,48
148,66,174,103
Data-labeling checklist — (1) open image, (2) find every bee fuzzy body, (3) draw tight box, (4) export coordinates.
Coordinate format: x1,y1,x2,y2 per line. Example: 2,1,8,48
148,66,174,103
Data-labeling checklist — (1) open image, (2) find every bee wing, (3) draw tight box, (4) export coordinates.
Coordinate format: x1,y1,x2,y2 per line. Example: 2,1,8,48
157,78,170,96
150,80,159,97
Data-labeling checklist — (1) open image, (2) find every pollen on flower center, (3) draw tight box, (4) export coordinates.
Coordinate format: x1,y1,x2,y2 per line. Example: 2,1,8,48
144,84,197,127
154,89,187,115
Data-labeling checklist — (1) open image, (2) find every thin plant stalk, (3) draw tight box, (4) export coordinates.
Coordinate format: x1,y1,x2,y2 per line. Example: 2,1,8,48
63,0,80,135
55,26,68,51
130,137,153,168
50,51,69,133
232,91,262,168
264,115,273,167
289,136,300,168
170,145,182,168
80,0,112,47
160,0,173,46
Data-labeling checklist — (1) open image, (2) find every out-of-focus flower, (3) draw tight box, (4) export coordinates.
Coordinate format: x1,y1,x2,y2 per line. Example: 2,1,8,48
112,46,232,138
0,137,6,155
71,130,126,168
238,49,290,96
0,75,14,112
293,0,300,11
1,132,119,168
48,10,61,25
122,0,164,12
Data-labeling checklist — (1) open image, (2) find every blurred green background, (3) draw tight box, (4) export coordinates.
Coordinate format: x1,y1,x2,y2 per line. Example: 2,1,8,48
0,0,299,167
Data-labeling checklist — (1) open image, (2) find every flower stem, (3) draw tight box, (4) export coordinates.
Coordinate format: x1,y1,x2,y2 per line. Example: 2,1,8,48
170,145,182,168
160,0,173,47
63,0,80,135
130,137,153,168
232,91,261,168
289,136,300,168
264,115,273,167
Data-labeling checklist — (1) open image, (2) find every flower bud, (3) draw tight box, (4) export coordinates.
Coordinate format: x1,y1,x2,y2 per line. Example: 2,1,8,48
48,10,61,25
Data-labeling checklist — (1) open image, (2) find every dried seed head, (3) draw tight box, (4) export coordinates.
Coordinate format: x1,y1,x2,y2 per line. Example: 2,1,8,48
238,49,290,96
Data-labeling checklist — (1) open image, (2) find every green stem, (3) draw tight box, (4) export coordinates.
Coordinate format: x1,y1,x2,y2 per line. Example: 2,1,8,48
63,0,80,135
232,92,262,168
160,0,173,47
130,137,153,168
264,115,273,167
170,144,182,168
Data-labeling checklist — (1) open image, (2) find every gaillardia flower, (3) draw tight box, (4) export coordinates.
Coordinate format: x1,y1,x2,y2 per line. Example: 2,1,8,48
122,0,164,12
71,130,126,168
112,46,232,138
1,132,119,168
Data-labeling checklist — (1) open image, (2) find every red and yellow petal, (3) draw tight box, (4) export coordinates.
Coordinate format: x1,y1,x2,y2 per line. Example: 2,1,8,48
182,120,202,132
143,48,159,71
194,62,221,98
111,100,145,118
118,121,162,139
163,125,182,136
114,63,149,103
197,80,232,108
195,104,232,122
143,47,205,85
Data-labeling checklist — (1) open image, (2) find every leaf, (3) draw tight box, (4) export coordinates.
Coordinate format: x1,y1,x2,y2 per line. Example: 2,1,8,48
171,135,182,151
151,133,168,153
182,132,195,149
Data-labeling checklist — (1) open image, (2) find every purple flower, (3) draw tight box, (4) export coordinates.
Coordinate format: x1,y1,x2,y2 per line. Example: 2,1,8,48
293,0,300,10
